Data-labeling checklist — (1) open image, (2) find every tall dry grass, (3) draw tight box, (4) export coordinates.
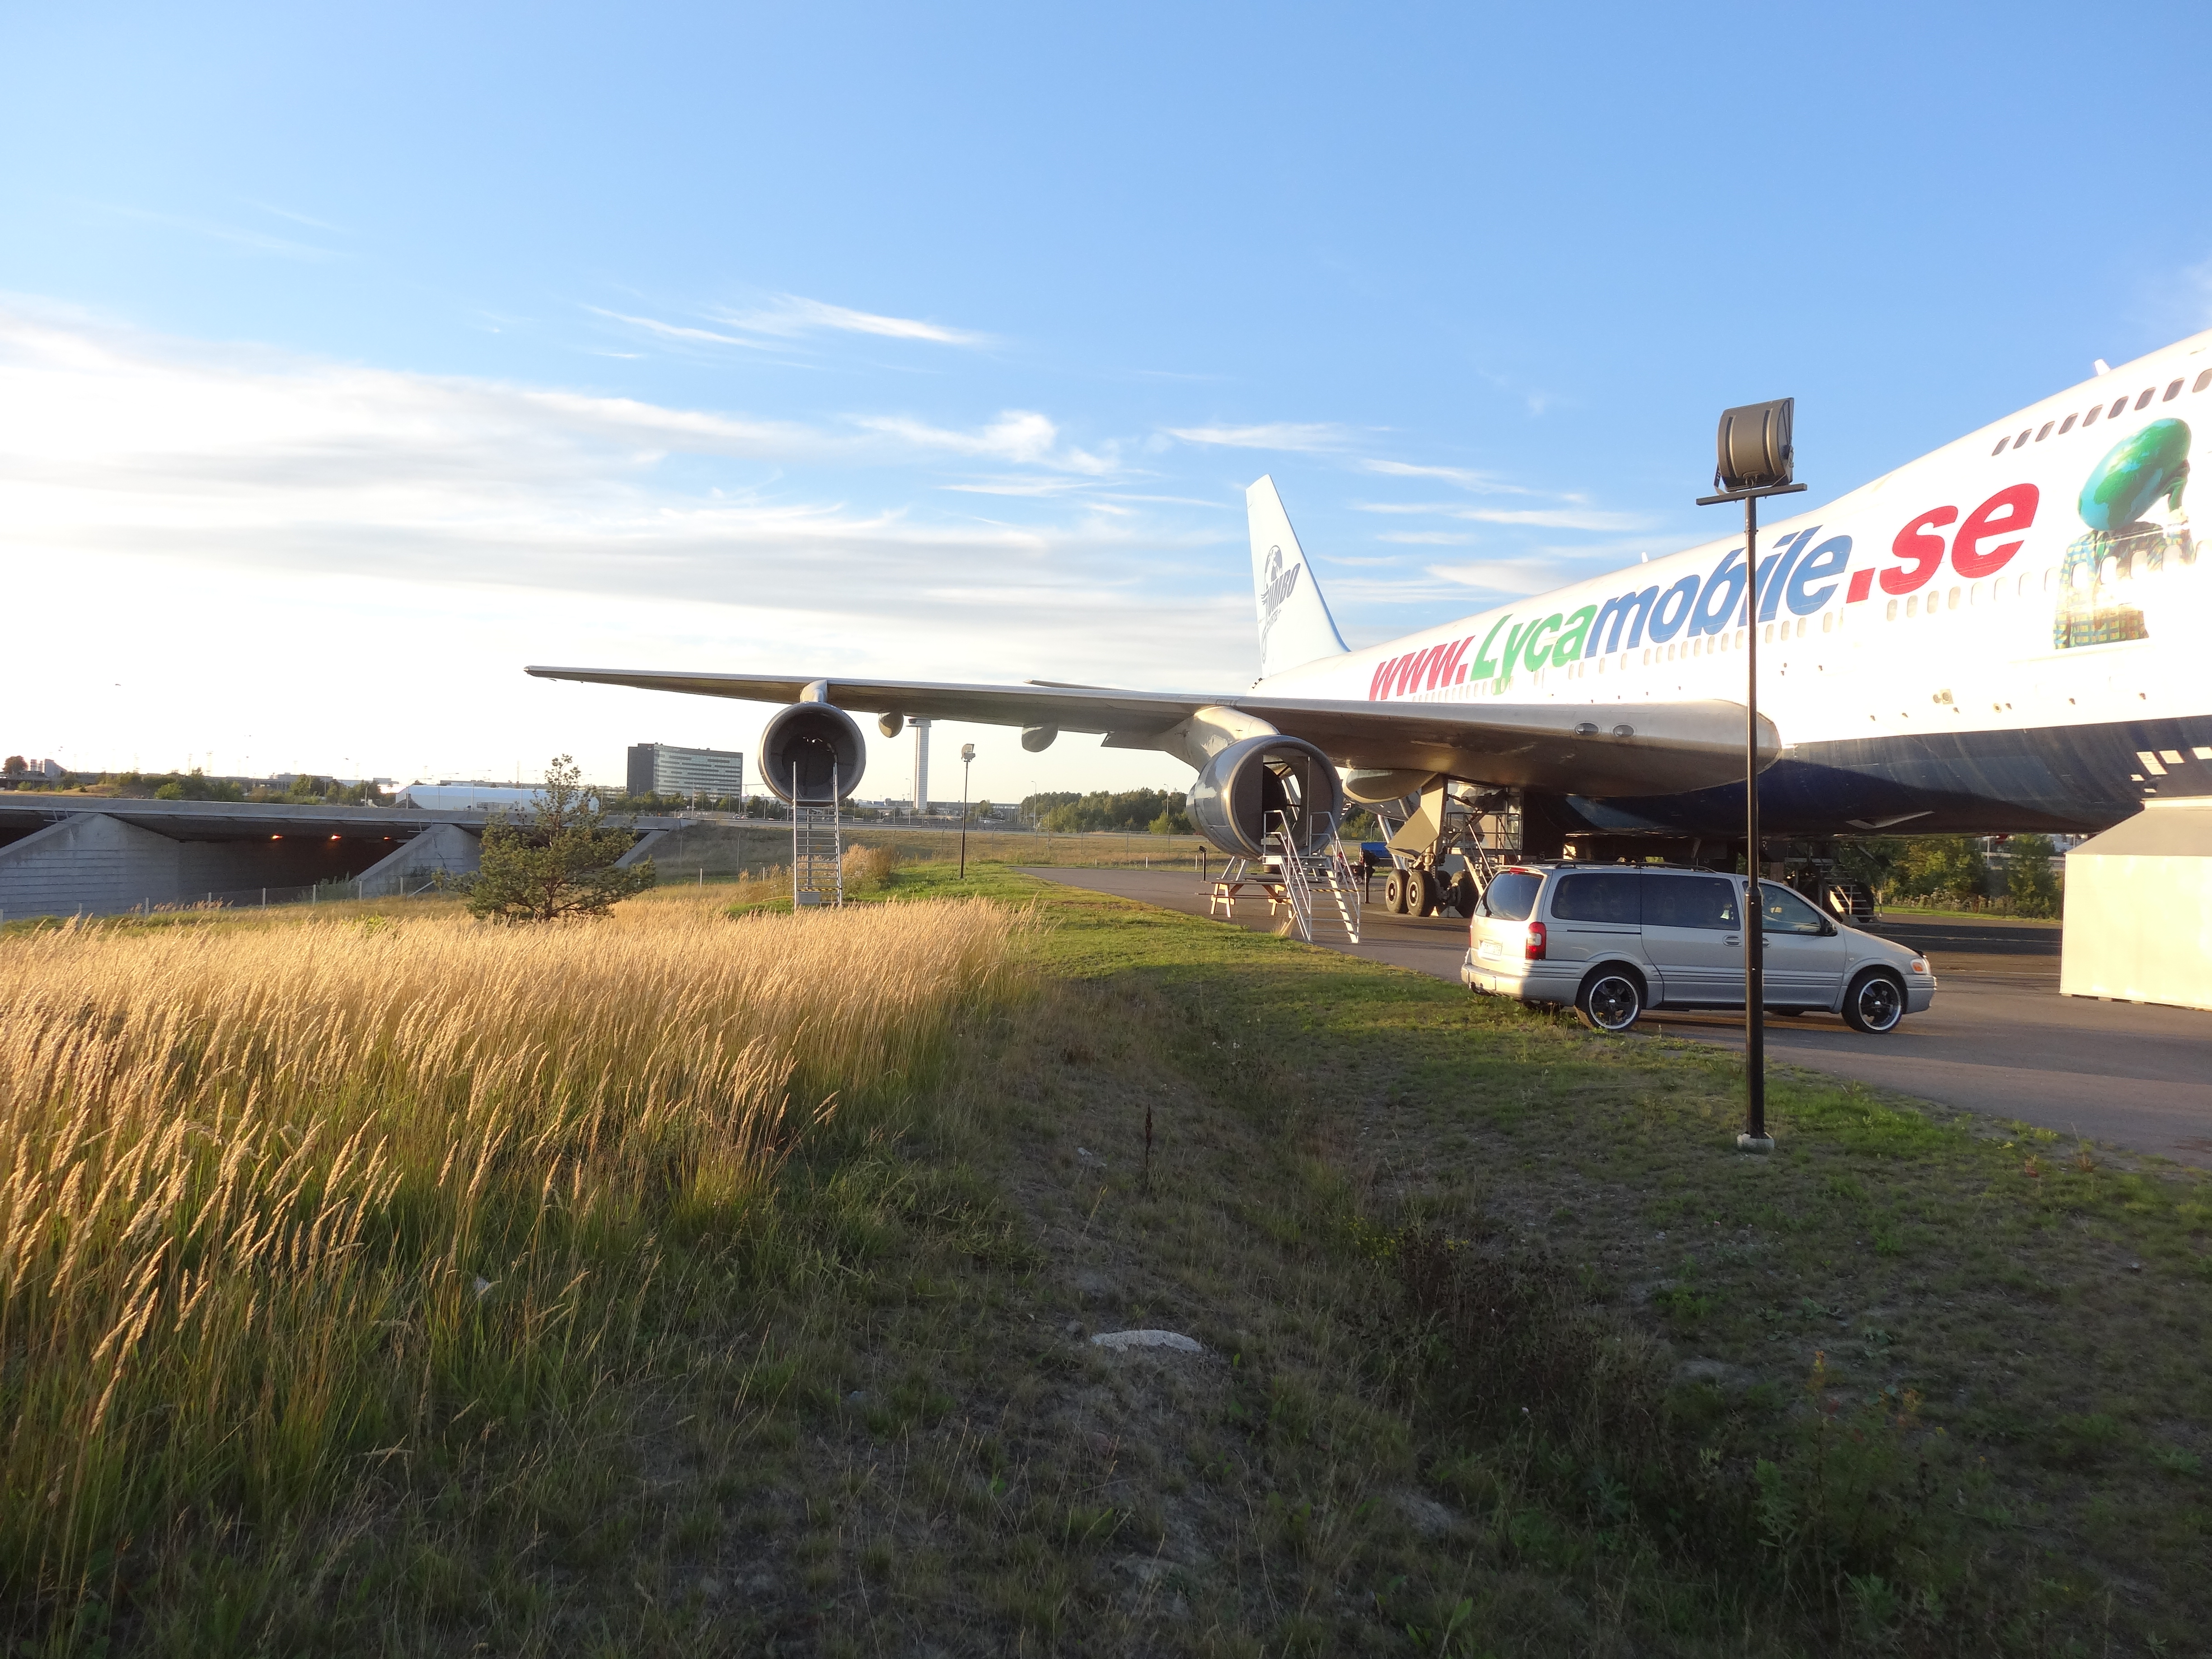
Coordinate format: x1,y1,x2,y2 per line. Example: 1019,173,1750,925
0,892,1013,1632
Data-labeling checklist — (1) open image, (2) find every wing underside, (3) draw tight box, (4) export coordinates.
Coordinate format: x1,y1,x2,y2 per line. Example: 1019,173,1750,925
524,665,1773,797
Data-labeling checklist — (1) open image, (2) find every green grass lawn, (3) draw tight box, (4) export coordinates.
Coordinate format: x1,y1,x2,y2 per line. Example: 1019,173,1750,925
14,862,2208,1654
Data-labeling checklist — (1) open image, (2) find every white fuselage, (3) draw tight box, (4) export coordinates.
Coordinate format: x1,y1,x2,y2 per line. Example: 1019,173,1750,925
1257,333,2212,832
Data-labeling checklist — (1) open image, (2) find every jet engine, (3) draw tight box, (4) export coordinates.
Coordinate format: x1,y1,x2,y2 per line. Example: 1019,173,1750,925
759,701,867,802
1186,734,1345,857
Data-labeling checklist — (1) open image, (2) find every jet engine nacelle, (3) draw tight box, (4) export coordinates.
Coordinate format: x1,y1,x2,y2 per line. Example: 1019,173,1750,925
759,701,867,803
1186,734,1345,858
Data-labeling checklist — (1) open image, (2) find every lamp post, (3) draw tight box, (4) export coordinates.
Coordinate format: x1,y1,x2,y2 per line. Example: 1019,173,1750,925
959,742,976,878
1696,398,1806,1153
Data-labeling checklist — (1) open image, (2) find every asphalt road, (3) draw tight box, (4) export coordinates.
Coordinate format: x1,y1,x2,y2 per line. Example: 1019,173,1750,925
1027,867,2212,1170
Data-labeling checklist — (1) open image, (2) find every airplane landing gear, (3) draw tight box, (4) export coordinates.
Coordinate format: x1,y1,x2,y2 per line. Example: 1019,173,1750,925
1404,867,1436,916
1383,869,1409,914
1449,870,1478,918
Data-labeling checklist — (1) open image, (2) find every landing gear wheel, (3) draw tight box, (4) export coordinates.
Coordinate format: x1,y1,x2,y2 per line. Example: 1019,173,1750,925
1405,868,1435,916
1383,870,1409,914
1450,872,1478,918
1576,968,1645,1034
1842,969,1905,1034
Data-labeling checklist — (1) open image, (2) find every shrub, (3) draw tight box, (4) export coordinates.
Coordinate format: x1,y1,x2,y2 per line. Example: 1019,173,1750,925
463,756,655,921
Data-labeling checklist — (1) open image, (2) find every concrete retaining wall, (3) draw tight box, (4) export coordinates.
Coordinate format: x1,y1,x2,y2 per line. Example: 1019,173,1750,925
354,822,482,893
0,814,185,918
0,814,426,919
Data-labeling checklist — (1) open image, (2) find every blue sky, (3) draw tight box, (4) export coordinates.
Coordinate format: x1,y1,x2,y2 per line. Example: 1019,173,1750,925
6,2,2212,799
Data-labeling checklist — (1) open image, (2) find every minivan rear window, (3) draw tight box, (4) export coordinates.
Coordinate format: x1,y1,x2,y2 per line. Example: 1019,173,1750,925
1479,870,1542,921
1642,874,1740,929
1550,871,1640,924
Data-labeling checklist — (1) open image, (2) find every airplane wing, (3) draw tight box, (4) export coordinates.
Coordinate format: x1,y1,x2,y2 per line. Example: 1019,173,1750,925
524,665,1771,797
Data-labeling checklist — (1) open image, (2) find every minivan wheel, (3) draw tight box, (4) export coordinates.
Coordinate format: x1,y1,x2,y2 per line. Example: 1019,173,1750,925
1383,870,1408,914
1576,968,1644,1034
1842,969,1906,1034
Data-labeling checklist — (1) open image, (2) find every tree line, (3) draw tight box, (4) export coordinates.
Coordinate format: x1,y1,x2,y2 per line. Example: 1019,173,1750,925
1839,833,2062,918
1019,788,1192,834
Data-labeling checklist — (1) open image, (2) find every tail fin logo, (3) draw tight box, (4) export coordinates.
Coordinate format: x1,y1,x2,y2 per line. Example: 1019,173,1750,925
1261,544,1303,634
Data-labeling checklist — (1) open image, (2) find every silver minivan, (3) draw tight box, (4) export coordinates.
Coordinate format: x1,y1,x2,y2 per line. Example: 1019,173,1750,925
1460,863,1935,1034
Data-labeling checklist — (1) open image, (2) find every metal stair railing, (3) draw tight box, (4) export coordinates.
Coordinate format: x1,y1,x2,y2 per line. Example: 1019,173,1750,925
1265,812,1364,946
1317,828,1363,944
1268,812,1318,942
792,762,846,909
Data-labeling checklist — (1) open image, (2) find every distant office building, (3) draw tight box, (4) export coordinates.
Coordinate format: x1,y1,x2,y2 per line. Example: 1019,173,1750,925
628,743,745,800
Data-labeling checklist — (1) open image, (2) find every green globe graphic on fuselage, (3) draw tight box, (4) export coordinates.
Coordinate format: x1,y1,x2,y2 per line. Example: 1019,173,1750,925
2057,417,2192,648
2079,418,2190,530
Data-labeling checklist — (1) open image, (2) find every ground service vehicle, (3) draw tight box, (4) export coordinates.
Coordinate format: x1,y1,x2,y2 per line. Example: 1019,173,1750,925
1459,863,1935,1035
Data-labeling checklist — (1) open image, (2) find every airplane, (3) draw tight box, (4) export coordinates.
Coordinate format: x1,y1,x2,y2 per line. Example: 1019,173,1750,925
529,329,2212,914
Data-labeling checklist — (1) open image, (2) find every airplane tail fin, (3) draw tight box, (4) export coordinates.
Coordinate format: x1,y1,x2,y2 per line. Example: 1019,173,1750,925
1247,475,1350,680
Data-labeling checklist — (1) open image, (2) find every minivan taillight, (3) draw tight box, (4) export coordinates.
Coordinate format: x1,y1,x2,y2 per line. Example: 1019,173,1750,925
1525,921,1547,961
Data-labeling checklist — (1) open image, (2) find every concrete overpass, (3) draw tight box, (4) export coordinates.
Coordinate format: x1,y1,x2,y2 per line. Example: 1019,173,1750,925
0,795,685,919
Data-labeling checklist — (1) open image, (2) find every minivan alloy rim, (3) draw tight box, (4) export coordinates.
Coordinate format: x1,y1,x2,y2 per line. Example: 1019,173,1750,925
1588,975,1639,1030
1857,976,1902,1029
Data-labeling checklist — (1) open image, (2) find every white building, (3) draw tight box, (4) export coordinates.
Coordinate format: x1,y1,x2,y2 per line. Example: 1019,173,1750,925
390,783,547,811
627,743,744,799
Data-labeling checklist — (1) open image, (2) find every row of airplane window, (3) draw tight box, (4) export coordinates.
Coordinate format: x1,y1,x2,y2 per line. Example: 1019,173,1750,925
1991,367,2212,455
1501,558,2146,691
1435,542,2191,698
1886,566,2045,620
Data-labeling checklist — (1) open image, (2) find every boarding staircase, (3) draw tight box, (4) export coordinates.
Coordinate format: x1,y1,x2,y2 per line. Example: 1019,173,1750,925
1822,878,1877,926
791,763,845,909
1206,811,1363,945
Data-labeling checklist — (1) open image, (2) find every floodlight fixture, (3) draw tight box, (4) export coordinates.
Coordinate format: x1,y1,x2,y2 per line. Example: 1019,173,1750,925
1713,398,1796,495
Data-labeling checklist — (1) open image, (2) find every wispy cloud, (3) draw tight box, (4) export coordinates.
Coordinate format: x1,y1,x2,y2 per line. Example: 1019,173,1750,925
1352,500,1646,532
241,199,349,234
90,203,337,261
0,305,1235,665
1165,422,1350,453
1455,505,1646,530
1376,530,1476,544
1360,458,1533,494
586,306,768,349
938,475,1096,497
710,294,990,347
1425,558,1566,596
854,411,1116,474
0,302,1271,794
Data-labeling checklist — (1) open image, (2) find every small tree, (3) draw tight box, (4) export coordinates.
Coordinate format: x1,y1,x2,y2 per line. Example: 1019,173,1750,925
465,756,656,922
2006,833,2063,918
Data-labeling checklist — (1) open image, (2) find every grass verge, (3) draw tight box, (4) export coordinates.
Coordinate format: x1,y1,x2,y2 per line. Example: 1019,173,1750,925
1,864,2205,1654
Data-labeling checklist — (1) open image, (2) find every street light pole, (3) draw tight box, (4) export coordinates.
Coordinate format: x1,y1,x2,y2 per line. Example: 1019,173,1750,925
1698,399,1806,1153
959,742,976,879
